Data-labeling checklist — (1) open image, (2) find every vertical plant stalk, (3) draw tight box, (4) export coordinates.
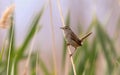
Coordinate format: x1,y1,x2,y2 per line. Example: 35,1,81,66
11,55,16,75
64,52,70,75
7,25,14,75
49,0,58,75
56,0,77,75
1,4,15,75
0,39,7,60
23,28,38,75
68,47,76,75
36,53,39,75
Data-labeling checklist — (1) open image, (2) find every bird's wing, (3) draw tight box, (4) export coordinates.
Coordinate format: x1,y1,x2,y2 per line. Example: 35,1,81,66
70,31,82,45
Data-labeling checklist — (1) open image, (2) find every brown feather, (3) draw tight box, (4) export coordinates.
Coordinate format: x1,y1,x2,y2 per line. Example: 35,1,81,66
70,31,82,46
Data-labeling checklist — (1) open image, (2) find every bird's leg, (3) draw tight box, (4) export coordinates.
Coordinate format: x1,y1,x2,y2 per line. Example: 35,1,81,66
66,43,73,57
69,53,73,57
66,43,70,46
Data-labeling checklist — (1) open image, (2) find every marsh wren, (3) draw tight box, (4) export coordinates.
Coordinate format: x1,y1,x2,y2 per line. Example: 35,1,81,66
61,26,92,56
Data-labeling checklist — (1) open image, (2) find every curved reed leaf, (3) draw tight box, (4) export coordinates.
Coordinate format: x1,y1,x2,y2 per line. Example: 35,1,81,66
30,53,37,75
16,6,44,60
13,6,45,75
85,38,98,75
96,22,114,75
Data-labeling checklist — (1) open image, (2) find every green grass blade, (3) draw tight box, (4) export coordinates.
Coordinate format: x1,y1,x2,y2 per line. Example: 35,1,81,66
104,32,116,57
16,6,44,60
97,24,116,57
0,61,7,75
6,15,15,75
0,40,6,60
11,56,16,75
96,23,114,75
76,41,89,75
30,53,37,75
8,22,15,57
85,38,98,75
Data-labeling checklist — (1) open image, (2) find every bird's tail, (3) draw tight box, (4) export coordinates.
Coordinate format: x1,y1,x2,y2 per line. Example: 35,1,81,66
80,32,92,42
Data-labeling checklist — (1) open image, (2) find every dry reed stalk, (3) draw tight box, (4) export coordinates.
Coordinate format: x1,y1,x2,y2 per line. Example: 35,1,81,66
64,52,70,75
49,0,58,75
56,0,77,75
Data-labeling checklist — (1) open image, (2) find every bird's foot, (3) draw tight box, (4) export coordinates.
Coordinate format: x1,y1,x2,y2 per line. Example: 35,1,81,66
69,48,76,57
67,43,70,46
69,53,73,57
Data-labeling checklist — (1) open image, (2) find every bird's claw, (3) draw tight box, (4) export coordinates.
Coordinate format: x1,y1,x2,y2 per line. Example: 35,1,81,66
67,43,70,46
69,53,73,57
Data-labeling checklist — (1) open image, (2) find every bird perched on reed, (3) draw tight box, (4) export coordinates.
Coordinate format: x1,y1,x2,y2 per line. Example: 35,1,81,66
61,25,92,56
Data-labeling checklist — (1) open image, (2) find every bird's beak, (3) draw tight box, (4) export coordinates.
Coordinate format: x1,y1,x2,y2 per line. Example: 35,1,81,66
60,27,64,29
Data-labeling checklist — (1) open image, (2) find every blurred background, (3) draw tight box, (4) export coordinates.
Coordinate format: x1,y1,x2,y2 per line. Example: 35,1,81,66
0,0,120,75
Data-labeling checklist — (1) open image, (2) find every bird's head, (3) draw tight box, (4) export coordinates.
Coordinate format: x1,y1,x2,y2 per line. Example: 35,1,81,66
60,25,70,30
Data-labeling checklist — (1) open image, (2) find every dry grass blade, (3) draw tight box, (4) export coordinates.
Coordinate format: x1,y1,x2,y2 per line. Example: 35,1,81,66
49,0,58,75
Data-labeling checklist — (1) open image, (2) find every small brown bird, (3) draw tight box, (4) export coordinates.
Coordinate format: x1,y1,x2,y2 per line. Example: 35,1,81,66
60,26,92,56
